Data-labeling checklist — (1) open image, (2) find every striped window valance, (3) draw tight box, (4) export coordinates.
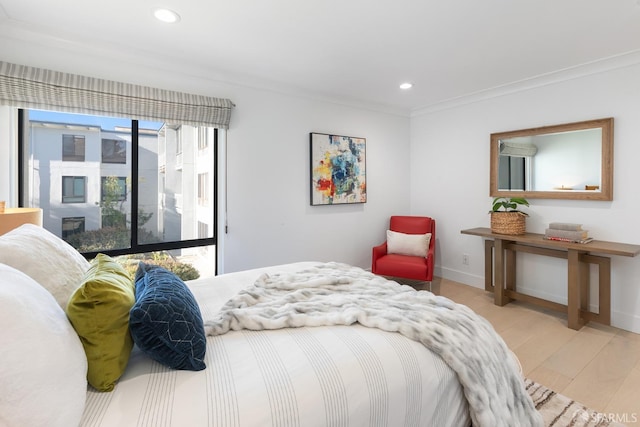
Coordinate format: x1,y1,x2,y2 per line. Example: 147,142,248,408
0,61,234,129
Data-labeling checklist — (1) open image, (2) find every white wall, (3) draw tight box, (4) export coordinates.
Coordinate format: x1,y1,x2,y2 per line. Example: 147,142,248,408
410,61,640,333
0,43,411,275
223,89,410,272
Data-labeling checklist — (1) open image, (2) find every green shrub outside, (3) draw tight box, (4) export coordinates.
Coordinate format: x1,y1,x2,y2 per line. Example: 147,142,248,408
119,255,201,282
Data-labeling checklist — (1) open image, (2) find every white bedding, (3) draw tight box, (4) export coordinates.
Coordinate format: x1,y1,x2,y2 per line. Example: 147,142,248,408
80,262,470,427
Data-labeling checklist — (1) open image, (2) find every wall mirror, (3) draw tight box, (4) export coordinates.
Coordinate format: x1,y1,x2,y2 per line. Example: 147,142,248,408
490,117,613,200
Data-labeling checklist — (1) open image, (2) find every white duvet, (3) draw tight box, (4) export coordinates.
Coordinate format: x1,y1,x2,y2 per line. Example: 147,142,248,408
80,262,471,427
204,262,541,427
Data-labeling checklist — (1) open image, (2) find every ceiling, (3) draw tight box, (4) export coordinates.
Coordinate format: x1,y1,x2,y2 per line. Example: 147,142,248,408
1,0,639,114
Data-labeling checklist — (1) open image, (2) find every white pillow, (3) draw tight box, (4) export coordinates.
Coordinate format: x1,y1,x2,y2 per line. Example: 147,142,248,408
386,230,432,257
0,223,90,308
0,263,87,427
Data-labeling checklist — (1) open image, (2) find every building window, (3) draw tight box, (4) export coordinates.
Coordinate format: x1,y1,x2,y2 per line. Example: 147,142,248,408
102,138,127,163
198,128,208,150
176,130,183,154
62,135,85,161
62,176,86,203
198,173,208,206
62,217,85,240
198,221,209,239
101,176,127,201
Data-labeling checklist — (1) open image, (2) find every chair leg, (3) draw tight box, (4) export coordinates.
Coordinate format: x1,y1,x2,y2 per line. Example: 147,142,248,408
427,281,432,292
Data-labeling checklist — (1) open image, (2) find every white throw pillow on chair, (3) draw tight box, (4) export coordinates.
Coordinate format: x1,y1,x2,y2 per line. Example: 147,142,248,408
386,230,432,257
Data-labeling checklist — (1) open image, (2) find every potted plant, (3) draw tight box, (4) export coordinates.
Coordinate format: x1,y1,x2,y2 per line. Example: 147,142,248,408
490,197,529,235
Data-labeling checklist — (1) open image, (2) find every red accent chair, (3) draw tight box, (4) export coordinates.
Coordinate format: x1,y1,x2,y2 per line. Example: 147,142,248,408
372,216,436,287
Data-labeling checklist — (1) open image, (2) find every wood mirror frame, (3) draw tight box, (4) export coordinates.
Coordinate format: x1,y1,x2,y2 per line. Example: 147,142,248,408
490,117,614,200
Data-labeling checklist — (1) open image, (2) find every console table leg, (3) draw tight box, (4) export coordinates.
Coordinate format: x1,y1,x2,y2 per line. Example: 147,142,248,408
505,248,516,302
579,256,589,315
484,240,494,292
494,238,507,306
599,258,611,325
567,249,586,330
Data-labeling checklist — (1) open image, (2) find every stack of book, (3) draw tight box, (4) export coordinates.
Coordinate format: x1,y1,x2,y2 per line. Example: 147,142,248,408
544,222,593,243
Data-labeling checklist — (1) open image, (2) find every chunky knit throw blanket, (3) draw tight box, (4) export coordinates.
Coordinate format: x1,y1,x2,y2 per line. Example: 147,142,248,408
204,262,543,427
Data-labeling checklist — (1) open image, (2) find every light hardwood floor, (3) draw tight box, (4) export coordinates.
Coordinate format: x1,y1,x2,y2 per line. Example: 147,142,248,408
413,277,640,426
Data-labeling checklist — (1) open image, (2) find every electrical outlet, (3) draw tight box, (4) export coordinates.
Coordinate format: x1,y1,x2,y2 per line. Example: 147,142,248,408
462,254,469,265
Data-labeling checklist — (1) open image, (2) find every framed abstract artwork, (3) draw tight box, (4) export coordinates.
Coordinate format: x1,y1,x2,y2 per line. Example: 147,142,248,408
310,132,367,205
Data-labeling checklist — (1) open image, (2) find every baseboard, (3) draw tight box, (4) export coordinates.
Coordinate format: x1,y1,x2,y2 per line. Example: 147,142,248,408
436,266,484,289
609,310,640,334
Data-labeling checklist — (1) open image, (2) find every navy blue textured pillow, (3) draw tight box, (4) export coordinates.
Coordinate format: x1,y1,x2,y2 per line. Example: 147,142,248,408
130,263,206,370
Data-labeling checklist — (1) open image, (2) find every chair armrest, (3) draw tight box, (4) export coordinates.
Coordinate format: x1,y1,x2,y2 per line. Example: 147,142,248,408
424,242,435,281
371,242,388,273
426,243,435,260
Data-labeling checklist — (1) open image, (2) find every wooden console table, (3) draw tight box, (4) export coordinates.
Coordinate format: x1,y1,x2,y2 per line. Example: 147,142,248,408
461,227,640,330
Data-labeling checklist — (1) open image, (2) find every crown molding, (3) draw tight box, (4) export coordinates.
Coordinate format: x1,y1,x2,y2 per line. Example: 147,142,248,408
411,49,640,117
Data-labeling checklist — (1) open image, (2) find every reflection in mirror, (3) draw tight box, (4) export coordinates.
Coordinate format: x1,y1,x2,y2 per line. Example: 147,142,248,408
490,118,613,200
498,128,601,191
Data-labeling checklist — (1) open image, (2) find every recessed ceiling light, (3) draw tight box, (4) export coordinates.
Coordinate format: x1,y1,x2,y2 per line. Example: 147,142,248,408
153,8,181,24
399,82,413,90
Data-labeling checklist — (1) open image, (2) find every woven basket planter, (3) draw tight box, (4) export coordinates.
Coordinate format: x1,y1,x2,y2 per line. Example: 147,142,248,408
490,211,527,235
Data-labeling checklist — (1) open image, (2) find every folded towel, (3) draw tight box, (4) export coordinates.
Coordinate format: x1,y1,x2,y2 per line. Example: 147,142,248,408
544,229,589,241
548,222,583,231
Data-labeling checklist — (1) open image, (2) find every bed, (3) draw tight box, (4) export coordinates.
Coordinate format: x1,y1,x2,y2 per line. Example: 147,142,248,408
0,225,541,427
81,261,470,427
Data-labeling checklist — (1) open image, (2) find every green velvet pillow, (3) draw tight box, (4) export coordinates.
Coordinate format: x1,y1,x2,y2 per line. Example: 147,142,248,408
66,253,135,392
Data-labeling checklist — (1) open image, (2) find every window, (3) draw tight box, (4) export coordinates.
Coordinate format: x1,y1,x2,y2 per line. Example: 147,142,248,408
176,129,183,154
101,176,127,202
102,138,127,163
198,173,208,206
197,128,208,150
62,135,85,161
198,221,208,239
62,176,86,203
62,217,85,240
20,109,218,278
